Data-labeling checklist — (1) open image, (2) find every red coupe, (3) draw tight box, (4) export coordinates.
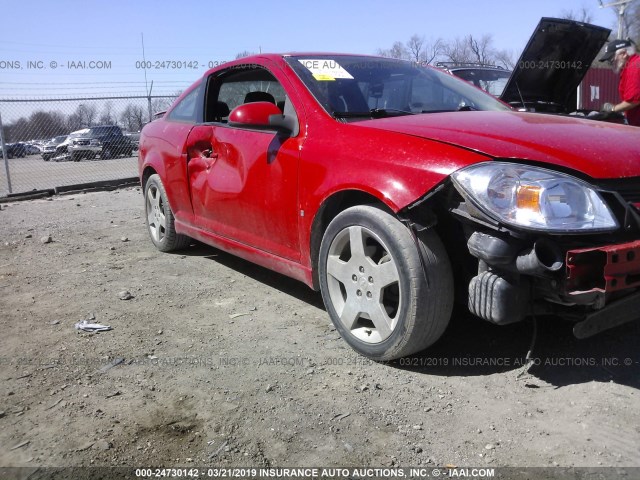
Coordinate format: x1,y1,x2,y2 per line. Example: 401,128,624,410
139,53,640,360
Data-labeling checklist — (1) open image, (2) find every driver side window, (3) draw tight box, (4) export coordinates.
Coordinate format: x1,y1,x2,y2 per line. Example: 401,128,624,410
204,66,288,123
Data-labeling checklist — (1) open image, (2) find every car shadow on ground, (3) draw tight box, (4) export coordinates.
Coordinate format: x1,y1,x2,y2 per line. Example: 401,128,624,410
172,241,325,309
392,306,640,390
173,242,640,390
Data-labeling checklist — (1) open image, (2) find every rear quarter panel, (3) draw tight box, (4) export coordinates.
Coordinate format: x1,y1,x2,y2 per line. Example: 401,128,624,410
139,119,195,221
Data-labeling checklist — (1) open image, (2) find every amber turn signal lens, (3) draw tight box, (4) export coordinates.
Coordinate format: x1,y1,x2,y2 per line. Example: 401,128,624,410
516,185,541,211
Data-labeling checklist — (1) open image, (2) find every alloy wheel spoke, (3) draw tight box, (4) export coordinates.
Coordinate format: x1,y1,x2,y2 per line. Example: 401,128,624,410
348,226,367,262
375,258,399,288
326,255,352,285
147,210,156,228
369,303,393,339
339,298,361,331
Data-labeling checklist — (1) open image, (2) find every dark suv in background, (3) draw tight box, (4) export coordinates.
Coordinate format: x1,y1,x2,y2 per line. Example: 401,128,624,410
70,125,133,161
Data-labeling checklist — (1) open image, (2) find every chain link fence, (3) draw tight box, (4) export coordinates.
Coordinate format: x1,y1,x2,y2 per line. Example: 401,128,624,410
0,95,178,197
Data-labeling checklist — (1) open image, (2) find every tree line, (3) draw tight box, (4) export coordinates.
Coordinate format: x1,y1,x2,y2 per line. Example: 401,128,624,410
2,97,177,143
376,33,516,69
376,5,640,69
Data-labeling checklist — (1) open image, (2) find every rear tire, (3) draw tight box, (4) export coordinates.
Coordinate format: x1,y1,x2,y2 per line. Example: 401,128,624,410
144,174,191,252
318,205,453,360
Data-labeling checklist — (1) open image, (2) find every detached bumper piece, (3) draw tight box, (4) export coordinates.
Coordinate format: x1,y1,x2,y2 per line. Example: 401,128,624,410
566,240,640,293
466,232,640,336
573,291,640,338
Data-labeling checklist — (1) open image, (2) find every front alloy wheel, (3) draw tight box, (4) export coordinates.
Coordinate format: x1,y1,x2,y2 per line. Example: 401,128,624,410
319,206,453,360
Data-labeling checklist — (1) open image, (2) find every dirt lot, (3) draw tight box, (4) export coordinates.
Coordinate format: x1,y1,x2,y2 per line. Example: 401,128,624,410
0,188,639,475
0,154,137,197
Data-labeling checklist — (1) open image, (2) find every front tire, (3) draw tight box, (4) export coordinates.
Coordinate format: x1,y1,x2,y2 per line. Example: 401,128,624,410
318,205,453,361
144,174,190,252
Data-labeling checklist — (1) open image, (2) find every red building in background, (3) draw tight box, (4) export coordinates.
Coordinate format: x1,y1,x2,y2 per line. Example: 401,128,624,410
578,67,620,111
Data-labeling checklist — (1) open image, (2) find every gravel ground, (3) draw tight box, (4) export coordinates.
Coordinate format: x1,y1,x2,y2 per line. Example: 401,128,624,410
0,187,639,476
0,154,137,196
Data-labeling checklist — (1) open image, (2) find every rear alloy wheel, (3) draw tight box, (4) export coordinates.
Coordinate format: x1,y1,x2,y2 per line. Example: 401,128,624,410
319,205,453,361
144,174,190,252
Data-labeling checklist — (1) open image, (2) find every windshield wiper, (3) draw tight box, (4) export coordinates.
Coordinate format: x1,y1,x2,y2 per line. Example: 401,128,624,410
332,108,416,119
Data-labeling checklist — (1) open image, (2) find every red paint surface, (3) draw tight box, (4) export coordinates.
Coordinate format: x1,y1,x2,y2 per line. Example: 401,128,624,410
140,54,640,288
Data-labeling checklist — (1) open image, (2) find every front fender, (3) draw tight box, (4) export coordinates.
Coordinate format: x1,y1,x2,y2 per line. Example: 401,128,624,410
298,125,491,270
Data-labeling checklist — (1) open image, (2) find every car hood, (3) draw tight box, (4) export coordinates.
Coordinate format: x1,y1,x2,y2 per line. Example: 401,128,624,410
500,18,611,109
359,111,640,179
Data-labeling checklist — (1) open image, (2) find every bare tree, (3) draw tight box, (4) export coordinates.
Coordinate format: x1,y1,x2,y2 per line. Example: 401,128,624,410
442,37,474,64
75,104,97,127
407,35,425,62
377,41,409,59
99,101,115,125
26,111,67,139
561,7,593,23
120,104,146,132
467,34,495,64
235,50,257,59
378,36,443,64
494,49,516,69
422,38,444,64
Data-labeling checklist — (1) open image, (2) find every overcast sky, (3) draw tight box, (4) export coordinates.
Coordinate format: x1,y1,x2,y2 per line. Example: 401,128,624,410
0,0,623,100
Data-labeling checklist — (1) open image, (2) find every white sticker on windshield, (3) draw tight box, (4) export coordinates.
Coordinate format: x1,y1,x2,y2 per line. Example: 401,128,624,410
298,59,354,81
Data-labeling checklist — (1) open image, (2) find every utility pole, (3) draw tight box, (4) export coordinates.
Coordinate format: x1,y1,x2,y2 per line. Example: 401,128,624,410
0,110,12,194
599,0,633,39
141,33,152,123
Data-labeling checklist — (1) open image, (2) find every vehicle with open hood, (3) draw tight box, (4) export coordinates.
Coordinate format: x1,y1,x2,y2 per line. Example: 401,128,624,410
446,18,616,118
502,17,611,113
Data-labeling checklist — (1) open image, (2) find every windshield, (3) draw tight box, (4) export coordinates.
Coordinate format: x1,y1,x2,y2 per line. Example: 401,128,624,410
284,55,510,119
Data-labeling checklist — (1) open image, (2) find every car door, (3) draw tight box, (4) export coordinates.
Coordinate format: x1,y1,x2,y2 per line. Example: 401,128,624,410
186,62,303,262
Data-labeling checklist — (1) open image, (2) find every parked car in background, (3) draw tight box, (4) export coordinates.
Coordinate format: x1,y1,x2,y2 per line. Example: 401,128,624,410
42,135,68,161
124,132,141,150
0,142,27,159
437,63,511,97
68,128,101,161
84,125,133,159
24,143,42,155
139,52,640,361
53,130,85,161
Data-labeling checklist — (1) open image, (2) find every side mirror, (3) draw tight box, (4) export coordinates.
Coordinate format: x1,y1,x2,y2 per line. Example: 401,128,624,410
228,102,295,135
229,102,282,128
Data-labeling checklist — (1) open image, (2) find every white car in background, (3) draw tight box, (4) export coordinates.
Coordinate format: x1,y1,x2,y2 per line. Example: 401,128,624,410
42,135,68,161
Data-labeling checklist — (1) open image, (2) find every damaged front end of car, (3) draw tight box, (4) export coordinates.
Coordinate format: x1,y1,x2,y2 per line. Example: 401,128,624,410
406,161,640,338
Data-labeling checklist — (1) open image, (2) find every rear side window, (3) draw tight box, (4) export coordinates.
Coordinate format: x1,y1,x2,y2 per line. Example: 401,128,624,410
168,86,201,122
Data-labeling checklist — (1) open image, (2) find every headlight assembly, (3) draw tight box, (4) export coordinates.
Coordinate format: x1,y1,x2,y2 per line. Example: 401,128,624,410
451,162,618,232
